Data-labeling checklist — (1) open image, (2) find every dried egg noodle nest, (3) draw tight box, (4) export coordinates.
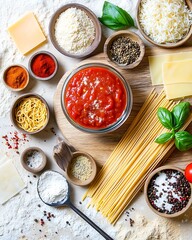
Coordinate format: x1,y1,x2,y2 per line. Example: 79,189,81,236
15,97,47,132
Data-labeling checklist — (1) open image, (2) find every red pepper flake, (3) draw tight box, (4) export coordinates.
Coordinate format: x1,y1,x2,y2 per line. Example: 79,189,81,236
2,131,29,153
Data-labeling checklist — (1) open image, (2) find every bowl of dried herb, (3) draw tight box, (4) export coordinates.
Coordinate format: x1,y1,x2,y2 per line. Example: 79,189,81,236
104,30,145,70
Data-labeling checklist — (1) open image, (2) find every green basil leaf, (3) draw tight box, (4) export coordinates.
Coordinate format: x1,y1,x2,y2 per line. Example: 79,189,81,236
172,102,191,131
157,108,174,130
175,131,192,151
98,16,127,30
99,1,135,30
155,132,175,144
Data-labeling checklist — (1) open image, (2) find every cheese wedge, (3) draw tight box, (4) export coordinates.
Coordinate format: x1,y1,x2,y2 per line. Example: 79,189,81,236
8,12,46,55
0,160,25,204
149,52,192,85
164,83,192,100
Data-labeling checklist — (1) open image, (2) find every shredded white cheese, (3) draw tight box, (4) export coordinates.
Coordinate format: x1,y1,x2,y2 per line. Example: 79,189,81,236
139,0,192,43
54,7,95,54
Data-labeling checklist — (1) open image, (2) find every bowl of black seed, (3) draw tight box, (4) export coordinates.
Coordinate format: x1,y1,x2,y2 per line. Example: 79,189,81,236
104,30,145,70
144,166,192,217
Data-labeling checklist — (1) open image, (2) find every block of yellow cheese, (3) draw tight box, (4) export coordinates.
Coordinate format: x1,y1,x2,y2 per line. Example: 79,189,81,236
163,59,192,84
8,12,46,55
163,59,192,99
0,160,25,204
164,83,192,100
148,52,192,85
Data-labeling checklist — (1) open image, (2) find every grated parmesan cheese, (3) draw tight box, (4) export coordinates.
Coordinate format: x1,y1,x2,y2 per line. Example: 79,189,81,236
139,0,192,43
54,7,95,54
69,155,92,181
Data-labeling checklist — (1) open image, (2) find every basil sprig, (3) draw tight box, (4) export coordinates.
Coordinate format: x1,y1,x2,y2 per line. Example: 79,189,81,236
99,1,135,30
155,102,192,151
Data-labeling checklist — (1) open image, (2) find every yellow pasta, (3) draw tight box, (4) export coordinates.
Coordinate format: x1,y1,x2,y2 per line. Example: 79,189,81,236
15,97,48,132
83,90,192,224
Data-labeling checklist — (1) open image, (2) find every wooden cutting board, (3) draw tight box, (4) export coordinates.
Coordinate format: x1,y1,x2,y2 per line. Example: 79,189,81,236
53,47,192,168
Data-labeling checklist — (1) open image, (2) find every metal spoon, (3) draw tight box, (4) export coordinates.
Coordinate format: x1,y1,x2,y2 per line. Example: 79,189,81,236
37,170,113,240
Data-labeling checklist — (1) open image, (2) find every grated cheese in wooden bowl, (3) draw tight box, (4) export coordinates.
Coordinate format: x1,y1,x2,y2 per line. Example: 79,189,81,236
54,7,95,54
139,0,192,44
69,155,93,181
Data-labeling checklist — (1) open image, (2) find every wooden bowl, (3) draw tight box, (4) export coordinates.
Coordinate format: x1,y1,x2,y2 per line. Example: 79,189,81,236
136,0,192,48
3,64,29,91
49,3,102,59
28,51,58,81
144,166,192,218
66,151,97,186
21,147,47,174
10,93,50,135
104,30,145,70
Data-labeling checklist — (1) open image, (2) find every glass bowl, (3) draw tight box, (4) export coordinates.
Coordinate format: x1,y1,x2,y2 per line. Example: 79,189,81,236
61,63,133,134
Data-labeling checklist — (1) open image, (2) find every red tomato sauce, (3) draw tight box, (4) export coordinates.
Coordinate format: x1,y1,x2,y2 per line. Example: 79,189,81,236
65,67,127,129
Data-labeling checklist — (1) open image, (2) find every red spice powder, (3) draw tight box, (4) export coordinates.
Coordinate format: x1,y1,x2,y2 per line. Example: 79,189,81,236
31,53,56,78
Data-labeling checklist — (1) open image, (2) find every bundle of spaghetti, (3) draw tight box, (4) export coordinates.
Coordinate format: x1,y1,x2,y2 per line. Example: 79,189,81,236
83,90,192,224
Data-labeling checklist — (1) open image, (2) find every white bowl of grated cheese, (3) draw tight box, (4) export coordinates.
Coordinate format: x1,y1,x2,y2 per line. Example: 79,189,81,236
136,0,192,48
49,4,102,58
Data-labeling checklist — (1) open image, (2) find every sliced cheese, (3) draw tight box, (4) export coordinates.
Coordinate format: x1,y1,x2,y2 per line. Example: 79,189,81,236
0,160,25,204
8,12,46,55
163,59,192,85
164,83,192,100
148,52,192,85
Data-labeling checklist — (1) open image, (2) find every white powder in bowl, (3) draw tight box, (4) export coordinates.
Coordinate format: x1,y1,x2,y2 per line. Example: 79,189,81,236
38,171,68,204
54,7,95,54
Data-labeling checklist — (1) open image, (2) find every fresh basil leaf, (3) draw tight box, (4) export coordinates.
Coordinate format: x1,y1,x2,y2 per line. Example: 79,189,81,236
172,102,191,131
98,16,127,30
155,132,175,144
99,1,135,30
157,108,174,130
175,131,192,151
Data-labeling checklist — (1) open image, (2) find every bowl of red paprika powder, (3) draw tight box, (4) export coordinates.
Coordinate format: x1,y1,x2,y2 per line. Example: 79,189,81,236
3,64,29,91
28,51,58,80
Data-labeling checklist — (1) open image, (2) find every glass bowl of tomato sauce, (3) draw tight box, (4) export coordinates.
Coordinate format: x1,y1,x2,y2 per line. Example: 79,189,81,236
61,63,133,134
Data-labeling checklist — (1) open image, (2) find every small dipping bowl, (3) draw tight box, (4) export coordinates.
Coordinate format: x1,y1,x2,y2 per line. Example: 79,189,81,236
3,64,29,91
66,151,97,186
104,30,145,70
28,51,58,80
10,93,50,134
61,63,133,134
144,166,192,218
49,3,102,58
21,147,47,174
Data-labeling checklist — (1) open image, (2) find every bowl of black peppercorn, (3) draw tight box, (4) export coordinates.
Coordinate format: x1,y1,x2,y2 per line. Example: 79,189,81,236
104,30,145,70
144,165,192,218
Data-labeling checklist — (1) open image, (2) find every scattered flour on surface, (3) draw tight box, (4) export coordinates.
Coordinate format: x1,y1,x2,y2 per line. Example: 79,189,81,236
115,214,181,240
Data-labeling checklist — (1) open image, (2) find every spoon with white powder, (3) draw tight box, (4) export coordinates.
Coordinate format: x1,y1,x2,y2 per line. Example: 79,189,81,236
37,170,113,240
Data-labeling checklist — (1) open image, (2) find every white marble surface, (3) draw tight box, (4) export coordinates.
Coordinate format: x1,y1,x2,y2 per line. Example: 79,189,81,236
0,0,192,239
